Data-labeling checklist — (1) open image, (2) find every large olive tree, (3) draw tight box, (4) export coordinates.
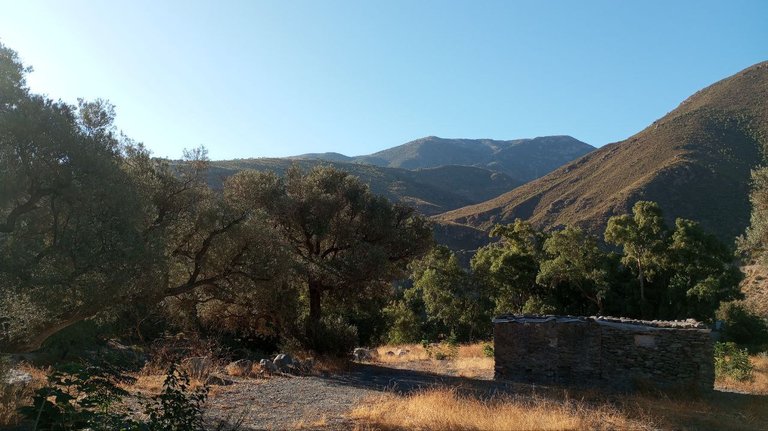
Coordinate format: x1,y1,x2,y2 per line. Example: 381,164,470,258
236,165,433,348
0,45,149,352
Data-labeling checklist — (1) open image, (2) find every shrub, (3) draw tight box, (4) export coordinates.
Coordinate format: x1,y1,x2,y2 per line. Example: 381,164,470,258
716,302,768,353
714,342,754,382
143,363,208,431
310,316,359,356
19,362,138,430
522,296,557,315
19,361,211,431
383,301,423,345
482,343,495,358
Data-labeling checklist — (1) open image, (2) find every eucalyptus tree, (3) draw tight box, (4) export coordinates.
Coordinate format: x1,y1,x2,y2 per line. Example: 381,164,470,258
471,219,547,314
537,226,610,315
604,201,669,316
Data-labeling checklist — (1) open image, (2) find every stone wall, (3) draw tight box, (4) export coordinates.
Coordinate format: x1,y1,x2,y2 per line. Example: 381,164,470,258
493,315,714,391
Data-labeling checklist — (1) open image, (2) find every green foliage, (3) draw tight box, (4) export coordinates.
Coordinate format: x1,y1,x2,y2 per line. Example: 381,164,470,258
605,201,669,316
537,226,610,315
716,302,768,353
143,364,208,431
740,167,768,263
19,362,138,431
482,343,494,358
307,316,359,356
521,296,557,315
0,43,151,352
714,342,754,382
472,220,545,315
423,341,458,361
383,300,423,344
19,362,210,431
605,201,741,320
411,246,492,342
664,219,743,320
236,165,433,352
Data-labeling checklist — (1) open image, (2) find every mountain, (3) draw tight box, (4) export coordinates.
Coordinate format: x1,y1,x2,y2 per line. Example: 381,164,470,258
437,61,768,244
291,136,595,183
205,158,522,216
288,152,353,163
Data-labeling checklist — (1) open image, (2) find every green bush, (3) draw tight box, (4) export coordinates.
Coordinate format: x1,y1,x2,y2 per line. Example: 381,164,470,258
716,302,768,353
19,362,210,431
521,296,557,315
714,342,754,382
482,343,494,358
310,316,359,356
143,363,208,431
19,362,137,431
383,301,423,345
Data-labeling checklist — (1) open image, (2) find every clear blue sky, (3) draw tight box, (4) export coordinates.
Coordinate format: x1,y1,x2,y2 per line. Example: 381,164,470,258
1,1,766,160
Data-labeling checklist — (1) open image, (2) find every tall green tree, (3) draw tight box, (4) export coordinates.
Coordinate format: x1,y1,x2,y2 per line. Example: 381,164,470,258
604,201,669,316
741,167,768,262
237,165,433,348
409,246,491,341
537,226,610,315
471,220,547,314
663,218,742,320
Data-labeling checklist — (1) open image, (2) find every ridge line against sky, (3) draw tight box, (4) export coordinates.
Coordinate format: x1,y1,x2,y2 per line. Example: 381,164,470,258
1,0,767,160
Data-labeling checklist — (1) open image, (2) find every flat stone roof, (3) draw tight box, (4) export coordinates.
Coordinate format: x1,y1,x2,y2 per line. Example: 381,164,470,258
492,314,710,331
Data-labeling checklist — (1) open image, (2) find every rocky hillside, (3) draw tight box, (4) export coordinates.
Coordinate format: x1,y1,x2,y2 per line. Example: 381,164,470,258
437,61,768,244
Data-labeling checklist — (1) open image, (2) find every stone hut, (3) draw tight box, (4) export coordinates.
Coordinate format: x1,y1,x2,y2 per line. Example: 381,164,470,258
493,315,714,391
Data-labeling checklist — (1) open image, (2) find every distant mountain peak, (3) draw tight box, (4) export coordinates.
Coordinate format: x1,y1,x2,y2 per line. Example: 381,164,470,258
436,60,768,244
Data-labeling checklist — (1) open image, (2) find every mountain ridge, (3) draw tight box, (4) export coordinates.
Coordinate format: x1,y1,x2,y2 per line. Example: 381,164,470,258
290,135,595,183
436,61,768,244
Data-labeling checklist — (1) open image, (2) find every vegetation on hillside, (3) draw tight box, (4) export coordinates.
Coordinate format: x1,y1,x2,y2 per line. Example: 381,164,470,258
206,158,522,216
437,62,768,245
387,202,745,344
340,135,595,182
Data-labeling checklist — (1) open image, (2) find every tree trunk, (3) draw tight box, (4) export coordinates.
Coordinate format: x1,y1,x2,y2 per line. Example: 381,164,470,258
307,278,323,346
637,260,647,317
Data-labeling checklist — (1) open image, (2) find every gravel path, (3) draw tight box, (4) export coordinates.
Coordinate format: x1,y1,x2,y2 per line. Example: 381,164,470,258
203,363,515,430
204,374,375,430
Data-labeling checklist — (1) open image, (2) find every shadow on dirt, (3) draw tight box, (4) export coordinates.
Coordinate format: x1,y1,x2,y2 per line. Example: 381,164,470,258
317,362,523,397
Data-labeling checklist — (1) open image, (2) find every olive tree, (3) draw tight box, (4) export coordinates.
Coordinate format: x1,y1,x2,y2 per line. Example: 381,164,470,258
236,165,433,348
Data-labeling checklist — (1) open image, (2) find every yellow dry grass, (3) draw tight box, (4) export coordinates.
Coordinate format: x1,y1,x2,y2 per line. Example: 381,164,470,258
374,342,494,378
716,354,768,395
292,414,329,429
350,388,648,431
0,363,48,427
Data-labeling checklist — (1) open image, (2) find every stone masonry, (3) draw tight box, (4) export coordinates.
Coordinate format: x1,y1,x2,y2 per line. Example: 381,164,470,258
494,315,714,391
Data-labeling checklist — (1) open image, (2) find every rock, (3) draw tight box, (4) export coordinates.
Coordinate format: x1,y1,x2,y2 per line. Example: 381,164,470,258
353,347,376,361
273,353,296,371
225,359,253,377
205,375,233,386
385,351,395,356
396,349,408,357
259,358,278,373
4,369,32,385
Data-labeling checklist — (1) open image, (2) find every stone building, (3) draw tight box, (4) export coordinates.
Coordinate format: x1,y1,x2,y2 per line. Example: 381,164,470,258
493,315,714,391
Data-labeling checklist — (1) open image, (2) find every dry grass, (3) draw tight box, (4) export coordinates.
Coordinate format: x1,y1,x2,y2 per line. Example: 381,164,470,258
373,342,494,378
0,363,49,427
292,414,329,429
350,388,649,431
717,354,768,395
